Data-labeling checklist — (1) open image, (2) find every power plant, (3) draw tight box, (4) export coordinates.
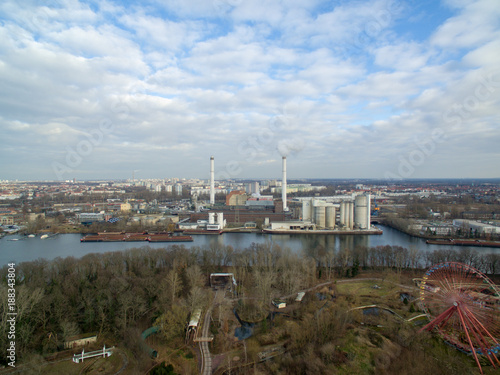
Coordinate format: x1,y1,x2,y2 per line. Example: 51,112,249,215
204,155,379,234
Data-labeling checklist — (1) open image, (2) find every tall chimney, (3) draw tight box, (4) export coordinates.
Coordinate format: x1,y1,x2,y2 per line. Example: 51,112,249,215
282,156,288,211
210,156,215,205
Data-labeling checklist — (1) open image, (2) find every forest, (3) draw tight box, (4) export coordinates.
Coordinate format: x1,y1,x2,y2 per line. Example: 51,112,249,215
1,243,499,373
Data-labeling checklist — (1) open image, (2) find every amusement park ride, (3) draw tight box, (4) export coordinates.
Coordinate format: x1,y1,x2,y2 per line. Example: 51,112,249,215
419,262,500,374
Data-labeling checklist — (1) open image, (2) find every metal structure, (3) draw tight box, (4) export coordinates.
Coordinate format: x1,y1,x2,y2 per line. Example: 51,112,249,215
72,345,113,363
419,262,500,374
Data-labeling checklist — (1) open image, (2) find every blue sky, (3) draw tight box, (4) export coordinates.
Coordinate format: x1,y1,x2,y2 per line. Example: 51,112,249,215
0,0,499,181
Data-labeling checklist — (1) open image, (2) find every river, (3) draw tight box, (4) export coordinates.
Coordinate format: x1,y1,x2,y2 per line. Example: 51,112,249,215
0,225,499,266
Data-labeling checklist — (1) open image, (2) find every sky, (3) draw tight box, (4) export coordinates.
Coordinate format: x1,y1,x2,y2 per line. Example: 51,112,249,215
0,0,499,181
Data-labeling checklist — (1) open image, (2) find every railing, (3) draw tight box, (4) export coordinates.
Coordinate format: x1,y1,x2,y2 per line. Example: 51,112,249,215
72,345,113,363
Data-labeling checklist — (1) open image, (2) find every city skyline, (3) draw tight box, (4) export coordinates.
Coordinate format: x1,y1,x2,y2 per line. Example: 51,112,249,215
0,0,499,181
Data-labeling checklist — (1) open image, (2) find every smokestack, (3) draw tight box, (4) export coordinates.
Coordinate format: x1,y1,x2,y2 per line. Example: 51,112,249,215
282,156,288,211
210,156,215,205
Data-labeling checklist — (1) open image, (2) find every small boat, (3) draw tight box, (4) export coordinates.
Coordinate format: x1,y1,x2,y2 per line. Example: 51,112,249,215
40,234,49,240
28,234,35,238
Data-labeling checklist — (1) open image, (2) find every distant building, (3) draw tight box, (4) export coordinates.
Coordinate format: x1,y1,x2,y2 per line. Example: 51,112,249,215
0,215,14,225
120,203,131,212
246,182,260,195
175,184,183,195
245,195,274,208
226,191,248,206
453,219,500,234
269,221,315,231
77,213,105,225
461,211,499,220
271,184,326,194
27,212,45,222
420,223,454,236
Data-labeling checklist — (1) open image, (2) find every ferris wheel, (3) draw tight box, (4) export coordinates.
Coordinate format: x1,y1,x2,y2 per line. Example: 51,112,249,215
419,262,500,374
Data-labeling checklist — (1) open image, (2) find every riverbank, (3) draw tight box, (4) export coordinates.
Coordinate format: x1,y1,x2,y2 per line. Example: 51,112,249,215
379,217,500,243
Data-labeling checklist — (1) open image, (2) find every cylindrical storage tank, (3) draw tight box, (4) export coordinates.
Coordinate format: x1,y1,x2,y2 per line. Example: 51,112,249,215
366,194,371,229
355,195,369,229
208,212,215,225
314,206,326,228
302,199,312,221
217,212,224,226
340,202,346,226
348,202,354,229
325,206,336,229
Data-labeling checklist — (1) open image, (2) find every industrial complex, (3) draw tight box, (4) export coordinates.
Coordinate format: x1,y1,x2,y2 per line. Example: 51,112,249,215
188,156,380,235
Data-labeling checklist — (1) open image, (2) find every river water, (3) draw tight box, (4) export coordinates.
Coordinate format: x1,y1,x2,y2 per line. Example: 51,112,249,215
0,225,498,266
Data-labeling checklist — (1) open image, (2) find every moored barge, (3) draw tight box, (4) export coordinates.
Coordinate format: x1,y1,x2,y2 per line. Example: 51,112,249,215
81,233,193,243
426,239,500,248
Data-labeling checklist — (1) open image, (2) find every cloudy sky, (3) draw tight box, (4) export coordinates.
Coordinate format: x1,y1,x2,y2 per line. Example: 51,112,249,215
0,0,499,181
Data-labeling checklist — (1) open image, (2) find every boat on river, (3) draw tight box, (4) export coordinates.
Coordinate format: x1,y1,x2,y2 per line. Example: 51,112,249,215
426,239,500,248
80,232,193,243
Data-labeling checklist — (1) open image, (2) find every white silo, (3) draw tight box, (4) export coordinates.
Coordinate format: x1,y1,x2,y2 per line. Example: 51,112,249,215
217,212,224,227
366,194,371,229
355,195,369,229
340,201,346,226
208,212,215,225
314,205,326,228
302,199,312,221
325,206,336,229
347,202,354,229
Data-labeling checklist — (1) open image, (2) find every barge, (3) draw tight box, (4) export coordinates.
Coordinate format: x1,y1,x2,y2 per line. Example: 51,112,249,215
81,233,193,243
426,239,500,248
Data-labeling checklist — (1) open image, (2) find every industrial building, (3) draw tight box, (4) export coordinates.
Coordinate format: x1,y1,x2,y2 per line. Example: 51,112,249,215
265,194,372,233
77,212,106,225
245,195,274,208
190,206,286,226
194,156,376,234
453,219,500,235
226,191,248,206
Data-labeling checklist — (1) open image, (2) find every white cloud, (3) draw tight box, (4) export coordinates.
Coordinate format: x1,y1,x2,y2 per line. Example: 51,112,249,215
0,0,499,179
